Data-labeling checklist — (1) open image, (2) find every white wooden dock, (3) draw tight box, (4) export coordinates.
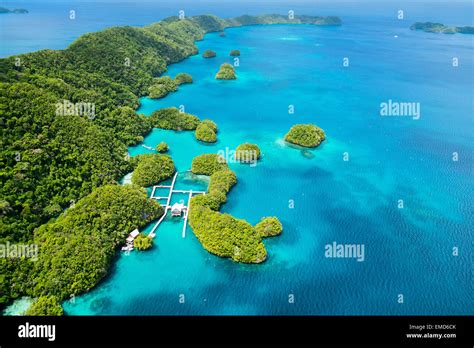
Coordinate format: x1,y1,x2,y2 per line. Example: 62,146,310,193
148,172,178,238
148,172,205,239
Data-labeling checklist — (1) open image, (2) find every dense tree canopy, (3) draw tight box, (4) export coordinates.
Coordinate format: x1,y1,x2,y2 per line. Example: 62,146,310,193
235,143,261,163
195,123,217,143
149,107,201,130
255,217,283,237
215,63,237,80
24,296,64,316
174,72,193,85
156,141,169,153
131,154,175,187
202,50,217,58
284,124,326,148
29,185,162,300
191,154,228,175
134,233,154,250
188,155,267,263
148,76,178,99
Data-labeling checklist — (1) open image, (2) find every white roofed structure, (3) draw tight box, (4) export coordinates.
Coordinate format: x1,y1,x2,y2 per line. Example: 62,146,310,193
171,202,185,216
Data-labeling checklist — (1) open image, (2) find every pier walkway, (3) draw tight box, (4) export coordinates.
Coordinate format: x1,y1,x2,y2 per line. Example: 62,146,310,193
148,172,205,238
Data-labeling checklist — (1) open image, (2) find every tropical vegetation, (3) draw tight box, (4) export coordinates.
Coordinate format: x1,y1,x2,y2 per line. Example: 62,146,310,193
216,63,237,80
191,154,228,176
134,233,154,250
255,217,283,237
284,124,326,148
156,141,169,153
174,72,193,85
148,76,178,99
188,156,267,263
195,123,217,143
131,154,175,187
235,143,261,163
25,296,64,316
149,107,200,130
202,49,217,58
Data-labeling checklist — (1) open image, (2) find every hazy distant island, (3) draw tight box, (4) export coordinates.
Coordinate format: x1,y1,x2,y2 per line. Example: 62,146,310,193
0,13,338,314
202,49,217,58
410,22,474,34
0,7,28,14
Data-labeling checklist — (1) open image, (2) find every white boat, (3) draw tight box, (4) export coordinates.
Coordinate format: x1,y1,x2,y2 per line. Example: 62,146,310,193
121,245,134,252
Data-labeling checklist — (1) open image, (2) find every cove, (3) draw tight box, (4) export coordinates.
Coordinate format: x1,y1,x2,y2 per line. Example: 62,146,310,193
63,19,473,315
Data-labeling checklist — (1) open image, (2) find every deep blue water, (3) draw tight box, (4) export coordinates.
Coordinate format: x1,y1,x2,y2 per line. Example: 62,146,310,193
2,1,473,315
2,0,473,57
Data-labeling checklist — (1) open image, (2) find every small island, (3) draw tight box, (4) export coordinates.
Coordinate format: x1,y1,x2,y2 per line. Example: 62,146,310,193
235,143,261,163
216,63,237,80
0,7,28,14
148,76,178,99
195,119,218,143
174,72,193,85
410,22,474,34
255,217,283,237
202,49,217,58
156,141,169,153
134,233,154,250
230,49,240,56
284,124,326,148
131,154,175,187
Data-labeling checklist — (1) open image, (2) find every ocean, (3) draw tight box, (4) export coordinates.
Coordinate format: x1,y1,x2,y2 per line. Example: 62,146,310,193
2,0,473,315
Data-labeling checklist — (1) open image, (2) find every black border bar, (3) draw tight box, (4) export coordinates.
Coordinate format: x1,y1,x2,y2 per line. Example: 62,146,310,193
1,316,472,346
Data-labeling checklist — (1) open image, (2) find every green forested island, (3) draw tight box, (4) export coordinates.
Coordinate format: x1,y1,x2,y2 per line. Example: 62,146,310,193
410,22,474,34
0,13,340,313
134,233,154,250
156,141,169,153
189,155,281,263
202,49,217,58
285,124,326,148
255,217,283,237
174,72,193,85
216,63,237,80
235,143,261,163
195,119,218,143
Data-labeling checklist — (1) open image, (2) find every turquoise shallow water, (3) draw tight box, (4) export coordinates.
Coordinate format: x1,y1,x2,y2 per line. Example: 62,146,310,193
58,17,474,315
